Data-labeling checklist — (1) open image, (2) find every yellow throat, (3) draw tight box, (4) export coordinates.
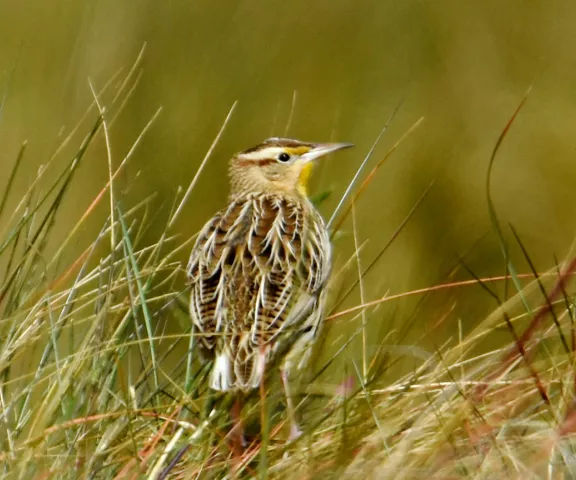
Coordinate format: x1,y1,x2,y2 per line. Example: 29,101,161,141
297,162,314,196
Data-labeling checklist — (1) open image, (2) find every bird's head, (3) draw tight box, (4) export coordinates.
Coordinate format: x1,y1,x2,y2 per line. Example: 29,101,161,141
229,137,353,199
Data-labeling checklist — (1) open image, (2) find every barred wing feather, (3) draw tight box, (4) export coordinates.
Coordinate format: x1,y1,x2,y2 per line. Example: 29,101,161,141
187,193,330,391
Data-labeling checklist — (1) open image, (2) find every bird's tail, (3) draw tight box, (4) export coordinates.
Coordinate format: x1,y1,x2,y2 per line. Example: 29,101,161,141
210,349,268,392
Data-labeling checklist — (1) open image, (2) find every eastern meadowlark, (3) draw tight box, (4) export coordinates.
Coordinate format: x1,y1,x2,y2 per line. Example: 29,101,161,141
187,137,352,437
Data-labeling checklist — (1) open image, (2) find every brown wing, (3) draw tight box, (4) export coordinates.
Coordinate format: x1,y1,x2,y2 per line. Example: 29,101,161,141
248,196,330,344
187,193,331,391
187,199,252,351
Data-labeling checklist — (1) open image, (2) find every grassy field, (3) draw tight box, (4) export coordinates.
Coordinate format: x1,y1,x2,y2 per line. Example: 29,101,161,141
1,60,576,479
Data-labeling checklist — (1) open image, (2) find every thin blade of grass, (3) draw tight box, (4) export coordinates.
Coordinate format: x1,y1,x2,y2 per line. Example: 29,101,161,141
327,100,406,230
0,142,27,223
509,223,570,354
485,90,531,311
168,101,237,229
329,115,424,235
116,203,159,390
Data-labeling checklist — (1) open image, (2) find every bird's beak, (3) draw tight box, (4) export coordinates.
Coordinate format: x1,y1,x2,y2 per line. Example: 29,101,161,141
299,142,354,163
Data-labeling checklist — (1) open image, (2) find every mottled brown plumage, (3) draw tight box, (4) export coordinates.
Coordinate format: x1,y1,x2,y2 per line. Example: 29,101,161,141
187,138,352,396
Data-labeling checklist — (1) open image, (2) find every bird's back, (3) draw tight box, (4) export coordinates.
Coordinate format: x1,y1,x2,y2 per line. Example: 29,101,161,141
187,192,331,391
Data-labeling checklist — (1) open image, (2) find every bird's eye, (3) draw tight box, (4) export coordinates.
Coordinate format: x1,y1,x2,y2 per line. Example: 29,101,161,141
278,152,291,162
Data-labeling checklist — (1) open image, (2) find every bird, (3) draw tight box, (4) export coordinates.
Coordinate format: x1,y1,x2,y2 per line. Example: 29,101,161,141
187,137,352,439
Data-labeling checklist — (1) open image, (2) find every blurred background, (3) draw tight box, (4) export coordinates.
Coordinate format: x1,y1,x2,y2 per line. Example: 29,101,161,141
1,0,576,363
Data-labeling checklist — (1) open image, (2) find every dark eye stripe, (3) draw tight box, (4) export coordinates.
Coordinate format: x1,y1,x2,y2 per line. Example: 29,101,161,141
236,158,276,167
259,159,277,166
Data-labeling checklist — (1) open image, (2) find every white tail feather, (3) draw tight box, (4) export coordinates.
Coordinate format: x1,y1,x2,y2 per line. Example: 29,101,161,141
249,351,267,389
211,353,231,391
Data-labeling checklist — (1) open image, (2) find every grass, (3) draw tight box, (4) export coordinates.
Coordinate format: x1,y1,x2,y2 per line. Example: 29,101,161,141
1,63,576,479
